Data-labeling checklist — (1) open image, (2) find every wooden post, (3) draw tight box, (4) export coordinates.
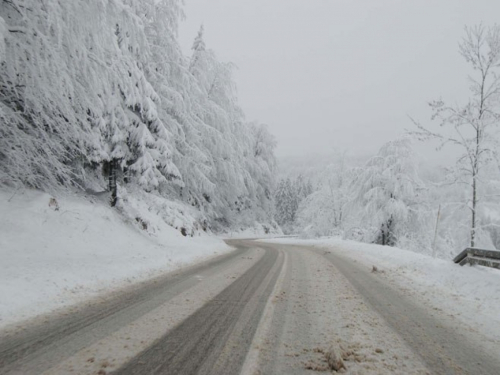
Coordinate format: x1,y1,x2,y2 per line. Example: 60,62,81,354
432,205,441,258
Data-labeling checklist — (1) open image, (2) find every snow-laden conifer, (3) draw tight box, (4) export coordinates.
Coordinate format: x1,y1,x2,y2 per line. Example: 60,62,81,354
0,0,278,231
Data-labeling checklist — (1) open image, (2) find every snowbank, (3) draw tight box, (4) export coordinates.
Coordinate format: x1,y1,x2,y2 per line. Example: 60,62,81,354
220,223,283,239
0,188,231,328
260,237,500,342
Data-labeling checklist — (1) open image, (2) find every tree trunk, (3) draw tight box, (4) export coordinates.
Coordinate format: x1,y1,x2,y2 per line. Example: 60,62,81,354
471,123,480,248
471,62,486,248
471,173,477,248
109,159,117,207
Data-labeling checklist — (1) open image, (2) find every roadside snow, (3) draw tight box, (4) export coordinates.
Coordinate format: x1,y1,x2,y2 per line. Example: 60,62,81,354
220,224,283,239
0,188,230,328
260,237,500,344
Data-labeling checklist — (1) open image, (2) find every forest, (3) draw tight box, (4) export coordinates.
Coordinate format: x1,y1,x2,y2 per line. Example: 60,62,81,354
0,0,277,233
276,25,500,258
2,1,500,259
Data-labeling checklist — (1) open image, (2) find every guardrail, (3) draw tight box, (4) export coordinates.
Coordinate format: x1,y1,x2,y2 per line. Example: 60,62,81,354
453,248,500,270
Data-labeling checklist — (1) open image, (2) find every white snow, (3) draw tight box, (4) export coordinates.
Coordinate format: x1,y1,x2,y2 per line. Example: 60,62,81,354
0,188,231,328
220,225,283,239
260,237,500,343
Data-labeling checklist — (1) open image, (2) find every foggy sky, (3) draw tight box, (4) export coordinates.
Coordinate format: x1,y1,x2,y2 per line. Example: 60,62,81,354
178,1,500,162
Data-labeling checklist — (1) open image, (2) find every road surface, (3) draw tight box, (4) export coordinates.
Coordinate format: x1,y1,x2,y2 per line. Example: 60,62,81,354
0,240,499,374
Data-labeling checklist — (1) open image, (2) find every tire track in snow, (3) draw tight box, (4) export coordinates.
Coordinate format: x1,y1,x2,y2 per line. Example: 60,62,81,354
320,247,500,375
112,242,283,375
0,246,251,375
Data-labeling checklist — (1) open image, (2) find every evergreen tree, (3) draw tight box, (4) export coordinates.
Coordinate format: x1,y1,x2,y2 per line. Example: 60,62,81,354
0,0,278,230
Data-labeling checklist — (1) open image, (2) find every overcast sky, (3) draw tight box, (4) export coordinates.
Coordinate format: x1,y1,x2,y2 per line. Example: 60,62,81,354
178,0,500,162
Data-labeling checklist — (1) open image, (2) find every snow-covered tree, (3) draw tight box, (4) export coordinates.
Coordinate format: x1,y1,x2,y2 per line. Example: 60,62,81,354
246,123,277,219
411,25,500,248
274,174,313,233
275,179,296,228
351,138,425,246
296,157,354,237
0,0,278,231
0,0,179,194
0,0,97,189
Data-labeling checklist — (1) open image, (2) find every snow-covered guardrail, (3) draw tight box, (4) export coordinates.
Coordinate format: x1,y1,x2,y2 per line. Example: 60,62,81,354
453,248,500,270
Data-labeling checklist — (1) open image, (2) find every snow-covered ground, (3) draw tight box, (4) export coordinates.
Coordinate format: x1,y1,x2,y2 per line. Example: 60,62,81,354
260,237,500,344
220,227,285,239
0,188,231,328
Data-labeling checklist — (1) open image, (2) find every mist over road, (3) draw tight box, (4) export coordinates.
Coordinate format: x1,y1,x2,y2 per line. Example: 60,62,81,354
0,240,498,375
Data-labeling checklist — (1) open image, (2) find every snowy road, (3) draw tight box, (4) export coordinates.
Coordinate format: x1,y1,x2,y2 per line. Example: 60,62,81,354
0,240,499,374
